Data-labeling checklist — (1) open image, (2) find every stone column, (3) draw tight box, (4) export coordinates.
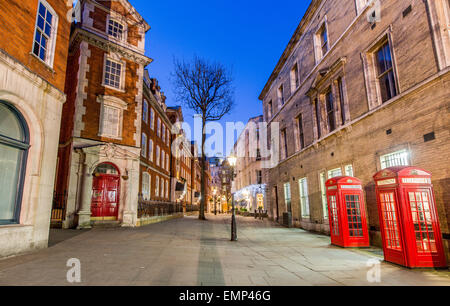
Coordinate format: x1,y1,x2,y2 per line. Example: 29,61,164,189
77,151,94,229
122,159,139,227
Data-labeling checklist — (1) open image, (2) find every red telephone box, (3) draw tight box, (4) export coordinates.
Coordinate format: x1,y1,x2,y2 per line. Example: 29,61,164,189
374,167,447,268
326,177,370,248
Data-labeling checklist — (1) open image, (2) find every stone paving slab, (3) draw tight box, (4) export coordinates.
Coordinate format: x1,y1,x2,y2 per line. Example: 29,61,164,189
0,214,448,286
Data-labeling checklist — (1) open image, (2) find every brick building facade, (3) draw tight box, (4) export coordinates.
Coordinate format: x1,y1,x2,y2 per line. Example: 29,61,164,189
233,115,268,212
259,0,450,261
139,71,172,202
54,0,151,228
0,0,71,256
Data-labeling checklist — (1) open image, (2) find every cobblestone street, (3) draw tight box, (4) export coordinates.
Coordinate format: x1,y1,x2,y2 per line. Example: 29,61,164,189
0,215,448,286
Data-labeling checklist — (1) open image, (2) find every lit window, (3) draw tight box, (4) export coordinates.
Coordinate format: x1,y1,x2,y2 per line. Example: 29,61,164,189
283,183,292,213
380,150,409,169
299,178,310,218
101,106,120,138
320,172,328,219
108,19,124,40
345,165,354,177
33,1,58,66
142,172,151,200
104,59,122,89
328,168,343,179
376,41,397,102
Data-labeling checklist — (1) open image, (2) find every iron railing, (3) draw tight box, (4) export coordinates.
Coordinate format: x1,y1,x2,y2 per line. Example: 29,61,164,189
137,200,184,218
51,191,67,222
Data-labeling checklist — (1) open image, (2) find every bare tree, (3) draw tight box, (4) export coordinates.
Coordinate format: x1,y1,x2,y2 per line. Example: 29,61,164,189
173,56,234,220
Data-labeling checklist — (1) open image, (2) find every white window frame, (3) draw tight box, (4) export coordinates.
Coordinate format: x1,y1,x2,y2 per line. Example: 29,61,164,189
102,54,126,92
156,145,160,166
380,149,410,169
32,0,59,68
142,172,151,200
97,95,127,140
345,164,354,177
155,176,160,197
143,100,149,123
314,17,330,64
320,172,328,219
328,168,343,179
290,63,300,94
283,183,291,213
106,15,128,42
141,133,147,157
299,178,310,219
149,139,153,162
355,0,372,15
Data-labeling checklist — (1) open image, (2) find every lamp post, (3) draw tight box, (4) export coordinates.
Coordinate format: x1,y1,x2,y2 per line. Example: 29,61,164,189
227,154,237,242
213,188,217,215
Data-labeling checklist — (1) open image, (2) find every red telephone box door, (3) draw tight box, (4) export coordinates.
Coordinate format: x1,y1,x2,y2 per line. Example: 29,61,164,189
328,194,342,245
343,192,365,238
406,189,441,264
378,191,406,266
91,175,120,219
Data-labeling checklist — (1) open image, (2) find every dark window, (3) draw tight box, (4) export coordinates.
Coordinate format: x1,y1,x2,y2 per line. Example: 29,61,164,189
337,77,346,125
278,85,284,106
297,115,305,150
320,24,329,57
0,102,30,225
376,42,397,102
281,129,288,159
257,171,263,185
325,89,336,132
315,98,322,139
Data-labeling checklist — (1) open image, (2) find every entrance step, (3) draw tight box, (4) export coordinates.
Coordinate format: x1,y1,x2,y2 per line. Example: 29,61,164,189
91,221,122,228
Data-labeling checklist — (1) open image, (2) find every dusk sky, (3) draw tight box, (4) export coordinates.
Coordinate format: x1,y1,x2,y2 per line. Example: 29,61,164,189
129,0,311,156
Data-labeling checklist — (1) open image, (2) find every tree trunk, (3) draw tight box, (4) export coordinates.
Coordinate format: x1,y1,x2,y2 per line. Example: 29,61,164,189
199,118,207,220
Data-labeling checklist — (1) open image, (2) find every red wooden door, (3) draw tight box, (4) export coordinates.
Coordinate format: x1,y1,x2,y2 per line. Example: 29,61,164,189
91,175,120,219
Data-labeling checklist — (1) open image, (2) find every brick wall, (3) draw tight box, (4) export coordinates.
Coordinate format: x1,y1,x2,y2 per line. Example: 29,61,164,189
0,0,71,91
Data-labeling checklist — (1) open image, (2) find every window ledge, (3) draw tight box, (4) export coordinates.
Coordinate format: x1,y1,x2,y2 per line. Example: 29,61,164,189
29,52,55,73
102,83,126,93
0,224,33,230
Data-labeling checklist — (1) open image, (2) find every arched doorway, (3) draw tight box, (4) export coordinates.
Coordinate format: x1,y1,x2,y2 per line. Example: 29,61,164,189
0,102,30,225
91,163,120,221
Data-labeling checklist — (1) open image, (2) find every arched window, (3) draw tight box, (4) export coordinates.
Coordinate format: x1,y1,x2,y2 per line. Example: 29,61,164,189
0,102,30,225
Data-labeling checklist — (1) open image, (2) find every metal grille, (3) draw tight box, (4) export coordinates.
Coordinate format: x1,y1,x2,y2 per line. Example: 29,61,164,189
51,191,67,222
380,193,402,250
409,192,437,253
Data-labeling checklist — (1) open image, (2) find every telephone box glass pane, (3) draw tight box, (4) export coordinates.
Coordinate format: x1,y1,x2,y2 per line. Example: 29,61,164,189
380,193,402,250
345,195,363,237
408,192,437,253
329,196,339,236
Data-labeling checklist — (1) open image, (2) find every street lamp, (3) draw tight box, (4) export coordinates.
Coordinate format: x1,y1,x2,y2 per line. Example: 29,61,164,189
227,154,237,242
213,188,217,215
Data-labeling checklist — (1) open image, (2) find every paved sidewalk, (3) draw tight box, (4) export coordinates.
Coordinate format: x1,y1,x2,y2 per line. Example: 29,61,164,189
0,215,448,286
